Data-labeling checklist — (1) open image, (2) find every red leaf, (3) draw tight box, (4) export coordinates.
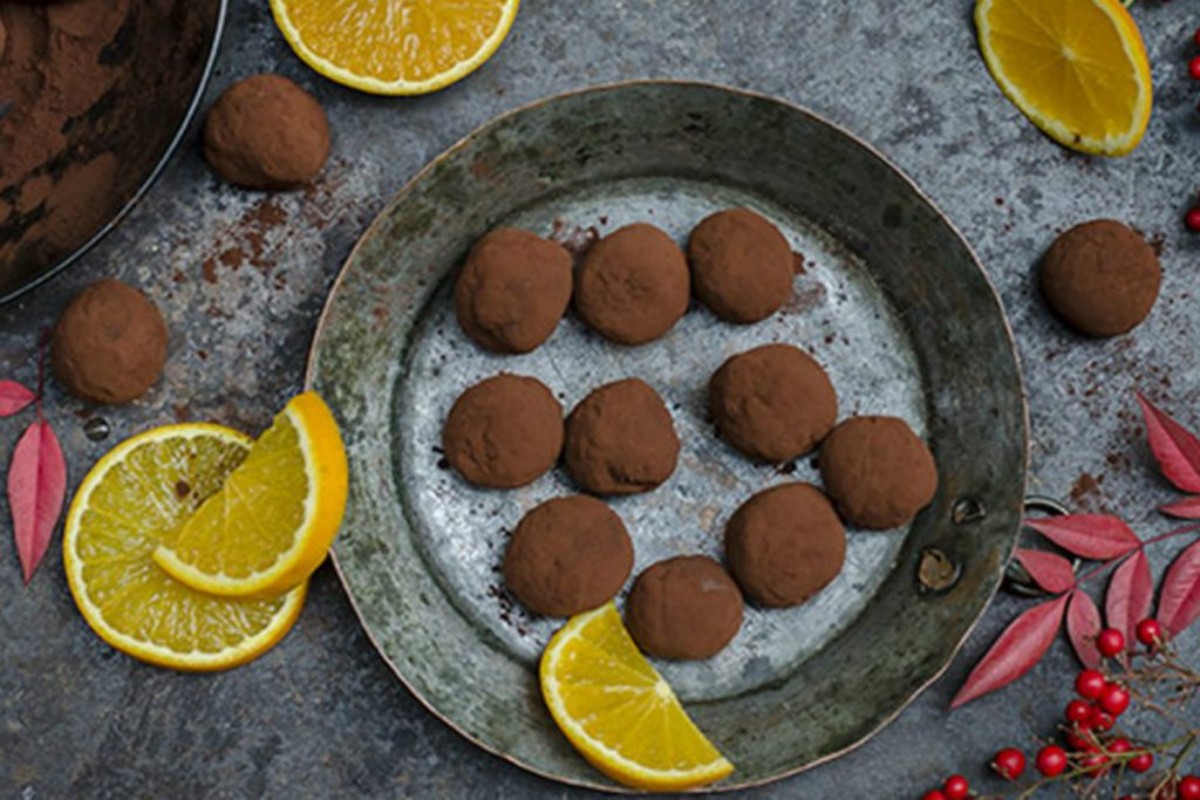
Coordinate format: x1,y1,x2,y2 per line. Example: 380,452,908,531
1067,589,1103,669
8,419,67,584
1136,392,1200,494
0,381,35,417
951,595,1069,708
1106,550,1154,652
1014,549,1076,594
1160,497,1200,520
1158,539,1200,638
1023,515,1141,560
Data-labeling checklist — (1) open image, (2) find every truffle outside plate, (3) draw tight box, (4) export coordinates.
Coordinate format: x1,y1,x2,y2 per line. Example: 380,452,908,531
306,81,1028,791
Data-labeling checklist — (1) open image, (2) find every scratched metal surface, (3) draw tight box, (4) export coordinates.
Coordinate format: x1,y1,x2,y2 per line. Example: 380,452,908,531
1,1,1199,798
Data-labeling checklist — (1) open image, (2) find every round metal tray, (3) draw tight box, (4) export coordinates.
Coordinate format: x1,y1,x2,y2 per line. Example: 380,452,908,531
306,80,1029,792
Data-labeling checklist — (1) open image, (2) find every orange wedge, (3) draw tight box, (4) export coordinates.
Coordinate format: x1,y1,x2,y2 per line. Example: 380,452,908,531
270,0,520,96
975,0,1152,156
540,603,734,791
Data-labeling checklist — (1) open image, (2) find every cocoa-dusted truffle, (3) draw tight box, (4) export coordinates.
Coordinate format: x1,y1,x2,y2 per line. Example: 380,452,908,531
819,416,938,530
573,223,690,345
625,555,743,660
688,208,794,323
502,495,634,617
454,228,572,354
203,74,331,190
443,374,563,489
1039,219,1161,337
565,378,680,495
709,343,837,462
51,279,168,405
725,483,846,608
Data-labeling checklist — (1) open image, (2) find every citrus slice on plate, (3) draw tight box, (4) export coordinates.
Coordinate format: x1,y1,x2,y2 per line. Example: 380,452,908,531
270,0,520,96
63,423,307,671
153,391,348,599
540,603,734,791
975,0,1152,156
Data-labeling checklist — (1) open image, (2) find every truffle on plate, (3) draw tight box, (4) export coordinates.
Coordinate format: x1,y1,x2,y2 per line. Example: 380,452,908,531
203,74,330,190
819,415,937,530
709,343,837,463
1038,219,1161,337
573,223,690,345
725,483,846,608
624,555,744,660
687,208,794,323
454,228,572,354
51,279,168,405
564,378,680,495
502,495,633,617
442,374,563,489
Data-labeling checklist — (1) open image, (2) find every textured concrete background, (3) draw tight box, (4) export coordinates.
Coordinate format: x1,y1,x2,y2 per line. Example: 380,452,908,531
2,0,1200,797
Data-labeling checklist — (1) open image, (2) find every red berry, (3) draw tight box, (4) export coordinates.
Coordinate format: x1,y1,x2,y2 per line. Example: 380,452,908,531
1076,669,1106,700
1108,738,1133,755
1186,207,1200,233
1066,699,1092,723
1100,682,1131,716
1191,55,1200,80
1066,723,1097,752
943,775,970,800
992,748,1026,781
1180,776,1200,800
1129,752,1154,773
1097,628,1125,657
921,792,947,800
1081,751,1110,774
1089,705,1115,732
1136,618,1164,647
1036,745,1068,777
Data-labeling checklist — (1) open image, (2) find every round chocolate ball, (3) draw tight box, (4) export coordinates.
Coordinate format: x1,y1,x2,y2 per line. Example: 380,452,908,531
502,495,634,617
625,555,744,660
1039,219,1161,337
51,279,168,405
203,74,331,190
442,374,563,489
455,228,573,354
573,223,690,345
688,207,794,323
725,483,846,607
709,343,837,462
565,378,680,495
819,416,938,530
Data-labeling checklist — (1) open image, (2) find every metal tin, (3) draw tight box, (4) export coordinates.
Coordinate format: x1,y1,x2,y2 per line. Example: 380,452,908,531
306,80,1029,792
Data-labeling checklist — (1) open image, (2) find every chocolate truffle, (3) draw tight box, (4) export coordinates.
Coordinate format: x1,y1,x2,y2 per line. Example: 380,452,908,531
51,279,168,405
443,374,563,489
203,74,331,190
819,416,938,530
688,208,794,323
454,228,572,354
625,555,743,660
1039,219,1161,337
503,495,634,617
565,378,680,495
725,483,846,608
709,343,838,462
573,223,690,345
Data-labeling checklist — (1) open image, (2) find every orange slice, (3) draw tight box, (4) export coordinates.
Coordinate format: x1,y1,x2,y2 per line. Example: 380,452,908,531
540,603,734,791
270,0,520,96
975,0,1152,156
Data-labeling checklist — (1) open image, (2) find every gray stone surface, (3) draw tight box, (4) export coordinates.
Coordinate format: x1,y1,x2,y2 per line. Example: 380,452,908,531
1,0,1198,798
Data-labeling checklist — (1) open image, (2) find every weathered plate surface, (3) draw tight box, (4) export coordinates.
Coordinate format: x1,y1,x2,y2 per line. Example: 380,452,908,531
306,81,1028,791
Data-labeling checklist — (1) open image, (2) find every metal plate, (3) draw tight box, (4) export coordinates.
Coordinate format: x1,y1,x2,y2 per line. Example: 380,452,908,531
306,81,1028,791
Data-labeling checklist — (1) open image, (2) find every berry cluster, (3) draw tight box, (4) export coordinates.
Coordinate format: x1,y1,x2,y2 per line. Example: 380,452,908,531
920,618,1200,799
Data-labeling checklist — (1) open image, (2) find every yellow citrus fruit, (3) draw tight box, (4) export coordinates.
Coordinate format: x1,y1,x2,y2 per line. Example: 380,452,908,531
270,0,520,96
153,391,348,599
63,424,307,671
539,603,734,791
975,0,1152,156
